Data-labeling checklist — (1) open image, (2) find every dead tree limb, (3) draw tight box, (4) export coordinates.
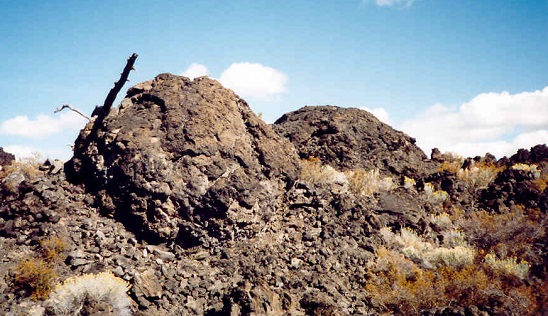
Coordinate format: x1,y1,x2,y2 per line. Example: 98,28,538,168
54,104,91,121
100,53,138,117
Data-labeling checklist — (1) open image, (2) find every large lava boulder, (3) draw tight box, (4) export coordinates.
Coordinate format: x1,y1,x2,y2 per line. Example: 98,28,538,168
66,74,300,246
0,147,15,167
273,106,435,177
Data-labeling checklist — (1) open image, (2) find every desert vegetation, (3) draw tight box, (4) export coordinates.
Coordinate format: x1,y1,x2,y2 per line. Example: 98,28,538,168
1,75,547,315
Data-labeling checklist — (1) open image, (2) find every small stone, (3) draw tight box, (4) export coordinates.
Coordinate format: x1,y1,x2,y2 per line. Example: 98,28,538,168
112,266,125,277
153,248,175,261
193,251,209,260
134,269,163,298
290,258,302,269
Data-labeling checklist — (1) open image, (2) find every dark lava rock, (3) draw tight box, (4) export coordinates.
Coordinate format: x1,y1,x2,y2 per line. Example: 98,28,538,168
273,105,436,177
0,147,15,167
65,74,300,246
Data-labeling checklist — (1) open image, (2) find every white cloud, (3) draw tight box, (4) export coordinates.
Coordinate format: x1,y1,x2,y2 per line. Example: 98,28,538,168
361,106,392,124
182,63,209,79
400,87,548,158
0,112,87,139
3,145,39,160
368,0,415,7
219,62,287,101
2,144,72,161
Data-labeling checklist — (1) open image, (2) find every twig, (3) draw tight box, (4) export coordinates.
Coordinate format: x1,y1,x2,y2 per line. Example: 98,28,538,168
54,104,91,121
102,53,138,116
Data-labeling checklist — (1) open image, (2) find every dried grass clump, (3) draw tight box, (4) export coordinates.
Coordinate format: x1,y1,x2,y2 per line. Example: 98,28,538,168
457,162,504,188
403,176,416,190
532,173,548,191
12,236,67,300
484,253,530,280
299,157,348,187
380,227,475,270
456,208,546,263
345,168,394,196
0,152,42,181
429,213,453,231
427,246,475,269
438,152,464,174
511,163,539,174
45,271,132,316
423,183,449,204
13,258,57,300
366,247,441,314
367,240,539,315
40,237,67,263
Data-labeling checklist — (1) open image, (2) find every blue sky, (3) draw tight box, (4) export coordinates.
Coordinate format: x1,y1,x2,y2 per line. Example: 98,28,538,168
0,0,547,160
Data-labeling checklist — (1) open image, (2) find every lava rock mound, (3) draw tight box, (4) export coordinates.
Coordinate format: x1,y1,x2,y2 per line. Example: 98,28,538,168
0,147,14,167
66,73,300,246
273,105,435,177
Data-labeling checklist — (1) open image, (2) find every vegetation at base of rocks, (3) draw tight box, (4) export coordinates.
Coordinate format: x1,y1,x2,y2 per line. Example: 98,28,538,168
0,152,42,181
456,163,503,188
12,236,67,300
437,152,465,174
345,168,394,196
40,236,68,263
13,257,57,301
366,231,539,315
403,176,416,189
455,206,546,264
299,157,395,196
437,152,505,188
484,253,530,280
378,227,475,270
299,157,348,186
366,249,538,315
532,172,548,191
45,271,132,316
422,183,449,204
366,202,548,315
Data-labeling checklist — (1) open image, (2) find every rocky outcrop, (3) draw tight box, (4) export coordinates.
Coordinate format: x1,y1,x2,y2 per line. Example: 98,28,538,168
0,147,14,167
273,106,436,177
2,73,547,315
480,144,548,212
66,74,301,246
65,74,300,247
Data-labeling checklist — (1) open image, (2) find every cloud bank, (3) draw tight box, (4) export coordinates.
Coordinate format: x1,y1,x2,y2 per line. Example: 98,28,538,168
219,62,287,101
400,87,548,158
182,61,288,101
182,63,209,79
0,112,87,139
361,106,392,125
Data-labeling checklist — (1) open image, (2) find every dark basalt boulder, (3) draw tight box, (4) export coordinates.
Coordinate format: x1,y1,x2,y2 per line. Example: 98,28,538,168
0,147,15,167
65,73,300,246
272,105,436,178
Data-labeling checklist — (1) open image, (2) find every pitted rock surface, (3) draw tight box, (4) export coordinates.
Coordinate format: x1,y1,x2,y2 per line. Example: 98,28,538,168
0,147,14,167
273,105,436,177
66,74,300,246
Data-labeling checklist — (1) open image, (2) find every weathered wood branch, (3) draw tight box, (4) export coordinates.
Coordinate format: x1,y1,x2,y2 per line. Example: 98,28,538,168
101,53,138,116
54,104,91,121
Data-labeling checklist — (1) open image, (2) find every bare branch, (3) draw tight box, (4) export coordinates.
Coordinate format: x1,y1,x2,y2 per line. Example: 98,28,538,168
55,104,91,121
102,53,138,116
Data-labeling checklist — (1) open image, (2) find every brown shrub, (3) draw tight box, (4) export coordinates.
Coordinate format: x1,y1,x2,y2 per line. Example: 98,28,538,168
39,236,67,263
533,173,548,192
456,207,546,266
366,248,539,315
13,258,57,300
